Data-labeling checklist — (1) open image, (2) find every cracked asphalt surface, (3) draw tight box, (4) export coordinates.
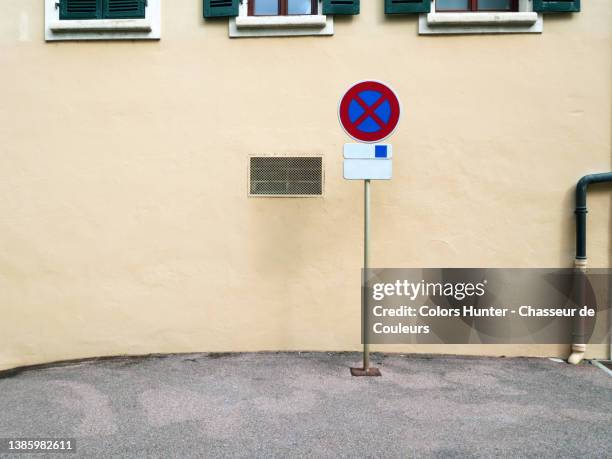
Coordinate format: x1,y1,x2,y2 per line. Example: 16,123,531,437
0,353,611,458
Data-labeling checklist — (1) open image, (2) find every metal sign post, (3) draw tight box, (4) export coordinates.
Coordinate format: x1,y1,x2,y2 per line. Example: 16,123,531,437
338,81,402,377
361,179,375,374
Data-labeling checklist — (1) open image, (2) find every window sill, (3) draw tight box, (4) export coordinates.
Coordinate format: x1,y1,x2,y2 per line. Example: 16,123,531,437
235,15,328,29
230,15,333,38
419,11,543,34
49,19,152,33
427,12,538,26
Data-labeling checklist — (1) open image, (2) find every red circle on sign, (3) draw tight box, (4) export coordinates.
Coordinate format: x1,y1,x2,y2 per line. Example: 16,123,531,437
339,81,401,143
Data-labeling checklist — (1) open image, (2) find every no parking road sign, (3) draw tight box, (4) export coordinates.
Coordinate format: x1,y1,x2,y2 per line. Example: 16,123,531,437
339,81,401,144
339,81,402,378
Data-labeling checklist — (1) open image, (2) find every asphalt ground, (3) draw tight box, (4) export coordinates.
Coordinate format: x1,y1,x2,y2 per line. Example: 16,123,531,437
0,352,611,458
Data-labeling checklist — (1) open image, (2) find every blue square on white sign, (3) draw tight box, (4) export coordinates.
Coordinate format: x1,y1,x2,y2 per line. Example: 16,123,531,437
375,145,388,158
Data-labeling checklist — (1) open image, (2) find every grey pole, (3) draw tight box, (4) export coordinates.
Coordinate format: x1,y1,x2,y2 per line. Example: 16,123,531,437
350,179,380,376
363,179,370,371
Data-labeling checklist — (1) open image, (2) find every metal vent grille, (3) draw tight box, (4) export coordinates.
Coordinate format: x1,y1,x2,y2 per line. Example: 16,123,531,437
249,156,323,197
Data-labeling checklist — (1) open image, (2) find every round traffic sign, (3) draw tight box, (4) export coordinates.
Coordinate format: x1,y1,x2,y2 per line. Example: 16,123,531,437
338,81,401,143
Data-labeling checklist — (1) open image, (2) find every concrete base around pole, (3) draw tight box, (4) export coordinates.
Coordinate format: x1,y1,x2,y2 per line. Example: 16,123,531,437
350,367,382,377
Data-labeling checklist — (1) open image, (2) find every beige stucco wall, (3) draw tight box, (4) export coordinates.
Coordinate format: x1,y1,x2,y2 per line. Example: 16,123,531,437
0,1,610,371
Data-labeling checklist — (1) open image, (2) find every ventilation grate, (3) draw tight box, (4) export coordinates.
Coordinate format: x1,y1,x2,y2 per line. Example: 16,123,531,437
249,156,323,197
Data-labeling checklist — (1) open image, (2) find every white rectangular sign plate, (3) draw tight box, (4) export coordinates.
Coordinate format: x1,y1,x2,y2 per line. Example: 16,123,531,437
344,144,393,159
344,159,392,180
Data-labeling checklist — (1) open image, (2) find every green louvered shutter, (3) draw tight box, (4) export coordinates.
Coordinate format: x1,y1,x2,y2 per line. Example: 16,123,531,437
533,0,580,13
204,0,239,18
385,0,430,14
60,0,103,20
323,0,360,15
104,0,146,18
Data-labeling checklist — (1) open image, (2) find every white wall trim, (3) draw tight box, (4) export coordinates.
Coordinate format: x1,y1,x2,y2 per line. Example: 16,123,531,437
45,0,161,41
230,0,333,38
419,0,543,35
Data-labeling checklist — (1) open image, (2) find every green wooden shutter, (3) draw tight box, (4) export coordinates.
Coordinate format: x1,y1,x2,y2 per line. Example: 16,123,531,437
203,0,239,18
533,0,580,13
323,0,360,15
385,0,430,15
60,0,103,20
104,0,146,19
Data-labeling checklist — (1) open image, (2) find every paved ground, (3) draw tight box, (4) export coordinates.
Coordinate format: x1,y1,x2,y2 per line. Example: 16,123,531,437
0,353,611,458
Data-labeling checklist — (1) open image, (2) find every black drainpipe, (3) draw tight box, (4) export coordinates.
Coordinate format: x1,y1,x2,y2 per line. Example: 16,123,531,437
575,172,612,260
569,172,612,364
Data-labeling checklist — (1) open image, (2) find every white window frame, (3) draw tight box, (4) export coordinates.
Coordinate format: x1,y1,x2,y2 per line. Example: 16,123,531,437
230,0,333,38
45,0,161,41
419,0,543,35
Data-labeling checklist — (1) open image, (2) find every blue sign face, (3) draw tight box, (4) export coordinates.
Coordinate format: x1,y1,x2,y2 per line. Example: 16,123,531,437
348,90,393,134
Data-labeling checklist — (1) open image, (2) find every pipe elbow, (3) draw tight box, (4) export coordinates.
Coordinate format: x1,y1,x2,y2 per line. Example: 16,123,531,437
576,175,592,191
577,173,612,192
575,173,612,211
576,176,594,209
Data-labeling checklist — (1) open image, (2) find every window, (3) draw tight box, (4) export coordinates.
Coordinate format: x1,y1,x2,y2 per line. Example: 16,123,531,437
436,0,518,11
45,0,160,41
250,0,318,16
249,156,324,197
